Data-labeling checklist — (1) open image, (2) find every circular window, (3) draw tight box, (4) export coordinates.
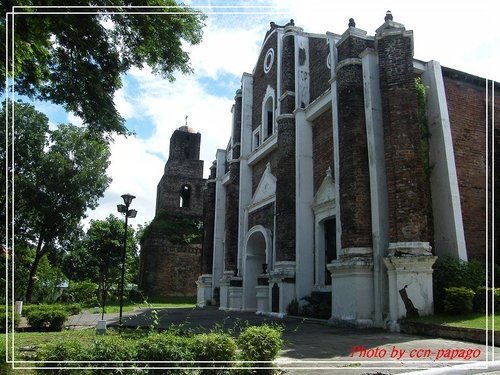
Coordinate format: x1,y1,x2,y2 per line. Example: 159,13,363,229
263,48,274,74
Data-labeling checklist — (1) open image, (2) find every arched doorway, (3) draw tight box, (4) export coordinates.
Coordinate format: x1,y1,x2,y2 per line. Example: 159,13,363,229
242,226,271,311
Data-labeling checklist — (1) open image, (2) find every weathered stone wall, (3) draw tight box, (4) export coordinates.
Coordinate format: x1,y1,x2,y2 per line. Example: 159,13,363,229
378,31,431,243
336,32,372,249
275,116,296,261
224,161,240,270
248,203,275,231
201,179,216,274
252,32,277,132
309,37,330,102
252,151,279,195
140,236,202,296
312,108,333,194
443,72,500,261
156,174,205,218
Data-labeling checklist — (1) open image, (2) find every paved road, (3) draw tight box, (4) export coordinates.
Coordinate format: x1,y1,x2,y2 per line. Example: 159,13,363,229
67,307,500,374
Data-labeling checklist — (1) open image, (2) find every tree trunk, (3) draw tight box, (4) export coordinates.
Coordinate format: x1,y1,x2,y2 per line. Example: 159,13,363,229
25,236,45,303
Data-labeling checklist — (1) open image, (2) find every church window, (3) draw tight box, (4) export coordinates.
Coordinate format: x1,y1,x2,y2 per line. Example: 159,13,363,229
252,128,261,151
263,96,274,140
179,184,191,208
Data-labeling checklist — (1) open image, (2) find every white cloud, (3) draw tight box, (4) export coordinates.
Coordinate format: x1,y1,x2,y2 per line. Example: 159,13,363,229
85,1,499,229
83,135,165,228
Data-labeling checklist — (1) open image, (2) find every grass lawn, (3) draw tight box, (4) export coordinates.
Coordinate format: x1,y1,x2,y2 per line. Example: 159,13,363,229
87,295,197,314
409,313,500,331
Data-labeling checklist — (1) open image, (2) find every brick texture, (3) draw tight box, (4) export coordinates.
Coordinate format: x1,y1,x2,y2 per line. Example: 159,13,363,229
275,116,296,261
309,37,330,102
443,73,500,261
312,108,334,194
336,34,372,249
140,235,201,296
378,32,431,243
252,32,277,132
224,161,240,270
248,203,275,231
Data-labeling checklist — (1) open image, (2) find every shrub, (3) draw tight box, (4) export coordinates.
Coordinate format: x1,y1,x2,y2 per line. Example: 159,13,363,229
191,332,237,372
473,287,500,313
286,299,299,316
443,287,475,315
301,292,331,319
65,303,83,316
136,332,194,374
25,305,68,331
433,256,486,313
61,281,98,306
36,339,92,374
0,306,21,333
89,336,138,374
238,324,283,364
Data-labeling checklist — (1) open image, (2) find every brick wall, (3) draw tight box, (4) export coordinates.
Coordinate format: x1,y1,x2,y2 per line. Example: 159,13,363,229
443,73,500,261
336,33,372,249
275,116,296,261
201,180,216,274
140,236,202,297
248,203,275,231
312,108,333,195
224,161,240,270
378,32,431,243
309,37,330,102
253,32,277,131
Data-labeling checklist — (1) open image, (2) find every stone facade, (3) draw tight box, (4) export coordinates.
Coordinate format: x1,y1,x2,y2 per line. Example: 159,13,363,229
139,126,205,297
190,14,498,328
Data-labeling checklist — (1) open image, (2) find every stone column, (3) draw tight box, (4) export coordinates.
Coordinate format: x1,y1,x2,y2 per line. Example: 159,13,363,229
376,12,436,327
329,21,374,327
197,162,217,307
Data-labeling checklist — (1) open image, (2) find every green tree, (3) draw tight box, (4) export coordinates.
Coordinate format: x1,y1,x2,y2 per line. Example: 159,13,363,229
63,215,138,302
0,100,112,303
1,0,205,136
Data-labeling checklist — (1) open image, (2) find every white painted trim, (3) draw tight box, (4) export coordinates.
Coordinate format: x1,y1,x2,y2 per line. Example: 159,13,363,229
221,172,230,186
247,132,278,166
304,89,332,122
295,109,314,300
422,60,467,261
248,195,275,213
361,48,389,328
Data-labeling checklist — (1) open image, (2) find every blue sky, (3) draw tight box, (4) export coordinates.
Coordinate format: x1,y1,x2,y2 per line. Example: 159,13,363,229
8,0,499,229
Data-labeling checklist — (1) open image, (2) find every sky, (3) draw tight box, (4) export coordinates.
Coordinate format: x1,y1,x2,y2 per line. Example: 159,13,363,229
11,0,500,230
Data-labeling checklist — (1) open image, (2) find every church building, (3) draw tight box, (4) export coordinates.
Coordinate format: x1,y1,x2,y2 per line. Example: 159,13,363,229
195,12,498,330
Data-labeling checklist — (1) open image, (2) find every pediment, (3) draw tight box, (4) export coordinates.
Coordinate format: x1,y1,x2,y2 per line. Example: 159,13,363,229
251,162,276,206
313,167,335,210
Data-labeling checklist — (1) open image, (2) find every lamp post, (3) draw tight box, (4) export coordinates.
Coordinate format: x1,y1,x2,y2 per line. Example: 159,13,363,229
117,193,137,330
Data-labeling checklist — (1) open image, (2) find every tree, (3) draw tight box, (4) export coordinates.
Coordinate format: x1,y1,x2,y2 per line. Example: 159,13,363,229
1,0,205,136
63,215,138,302
0,100,112,302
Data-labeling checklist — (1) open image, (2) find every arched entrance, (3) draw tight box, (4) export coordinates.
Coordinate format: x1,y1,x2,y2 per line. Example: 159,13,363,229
242,226,271,311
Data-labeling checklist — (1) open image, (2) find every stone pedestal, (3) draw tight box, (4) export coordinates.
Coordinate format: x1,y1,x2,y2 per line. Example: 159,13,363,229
328,255,374,327
384,242,437,330
255,285,269,313
229,283,243,311
218,272,232,310
196,274,213,307
269,261,296,315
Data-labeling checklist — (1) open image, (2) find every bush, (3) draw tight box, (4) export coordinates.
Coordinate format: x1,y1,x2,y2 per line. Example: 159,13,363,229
301,292,331,319
36,339,91,374
25,305,68,331
136,332,194,374
443,287,475,315
433,256,486,313
238,324,283,364
191,332,237,372
0,306,21,333
473,286,500,313
61,281,98,306
89,336,138,374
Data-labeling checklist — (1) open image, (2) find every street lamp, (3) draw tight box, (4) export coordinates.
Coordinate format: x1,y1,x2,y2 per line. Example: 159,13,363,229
117,193,137,329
